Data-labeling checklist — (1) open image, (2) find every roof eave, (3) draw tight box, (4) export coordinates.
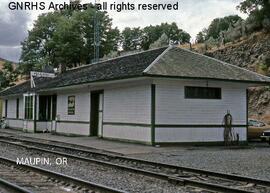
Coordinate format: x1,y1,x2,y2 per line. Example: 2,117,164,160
37,75,150,93
0,93,26,98
143,74,270,85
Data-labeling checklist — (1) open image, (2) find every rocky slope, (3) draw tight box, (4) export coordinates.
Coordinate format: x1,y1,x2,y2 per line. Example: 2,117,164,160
205,32,270,123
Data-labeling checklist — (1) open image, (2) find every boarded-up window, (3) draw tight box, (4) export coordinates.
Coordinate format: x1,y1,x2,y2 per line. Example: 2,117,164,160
185,86,221,99
68,96,75,115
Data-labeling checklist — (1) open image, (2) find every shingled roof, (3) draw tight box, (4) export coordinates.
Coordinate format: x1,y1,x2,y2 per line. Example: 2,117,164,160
144,47,270,83
0,47,167,96
0,77,53,96
42,46,167,89
1,46,270,97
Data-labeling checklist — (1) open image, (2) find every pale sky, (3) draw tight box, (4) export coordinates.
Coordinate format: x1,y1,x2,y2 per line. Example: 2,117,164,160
0,0,247,62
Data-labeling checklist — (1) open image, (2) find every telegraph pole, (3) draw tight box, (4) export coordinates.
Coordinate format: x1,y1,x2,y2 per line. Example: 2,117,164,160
93,0,100,63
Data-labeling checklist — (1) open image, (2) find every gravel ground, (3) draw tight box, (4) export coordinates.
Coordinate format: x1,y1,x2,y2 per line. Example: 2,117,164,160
0,142,207,193
131,144,270,181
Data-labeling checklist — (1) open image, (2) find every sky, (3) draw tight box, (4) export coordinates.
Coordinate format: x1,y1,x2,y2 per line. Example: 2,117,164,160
0,0,247,62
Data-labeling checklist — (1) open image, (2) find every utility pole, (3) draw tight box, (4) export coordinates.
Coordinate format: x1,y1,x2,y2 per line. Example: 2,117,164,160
93,0,100,63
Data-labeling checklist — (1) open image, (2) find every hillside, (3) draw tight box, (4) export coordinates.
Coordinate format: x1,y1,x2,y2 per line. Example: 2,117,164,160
0,58,6,70
184,32,270,123
0,57,17,70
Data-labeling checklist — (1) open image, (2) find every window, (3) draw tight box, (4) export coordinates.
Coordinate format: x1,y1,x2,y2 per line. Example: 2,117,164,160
68,96,75,115
185,86,221,99
25,96,33,119
5,99,8,118
16,98,19,119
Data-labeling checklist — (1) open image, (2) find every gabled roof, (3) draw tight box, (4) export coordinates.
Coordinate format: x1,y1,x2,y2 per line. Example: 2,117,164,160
1,46,270,97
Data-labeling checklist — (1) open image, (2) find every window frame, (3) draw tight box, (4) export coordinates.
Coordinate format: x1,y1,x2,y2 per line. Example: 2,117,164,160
184,86,222,100
24,96,34,120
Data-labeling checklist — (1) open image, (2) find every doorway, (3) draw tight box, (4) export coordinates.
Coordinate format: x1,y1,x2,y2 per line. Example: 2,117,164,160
38,95,57,132
39,95,57,121
90,91,103,136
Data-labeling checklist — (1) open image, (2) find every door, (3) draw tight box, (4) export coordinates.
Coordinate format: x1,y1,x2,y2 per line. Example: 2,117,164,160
90,91,103,136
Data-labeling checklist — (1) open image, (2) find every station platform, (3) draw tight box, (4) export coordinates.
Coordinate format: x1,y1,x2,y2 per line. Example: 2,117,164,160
0,128,163,155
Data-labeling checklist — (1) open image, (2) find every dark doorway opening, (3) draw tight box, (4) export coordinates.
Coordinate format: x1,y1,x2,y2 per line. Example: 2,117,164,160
39,95,57,121
90,91,103,136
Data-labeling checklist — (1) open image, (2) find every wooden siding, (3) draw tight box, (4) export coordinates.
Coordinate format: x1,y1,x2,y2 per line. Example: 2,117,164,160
6,119,23,129
103,84,152,142
36,121,52,132
103,124,151,142
23,120,34,132
154,79,248,142
156,127,247,142
56,91,90,135
3,97,24,129
56,122,89,136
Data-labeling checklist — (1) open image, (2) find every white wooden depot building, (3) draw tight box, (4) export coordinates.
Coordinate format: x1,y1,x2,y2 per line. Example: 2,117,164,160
1,46,270,145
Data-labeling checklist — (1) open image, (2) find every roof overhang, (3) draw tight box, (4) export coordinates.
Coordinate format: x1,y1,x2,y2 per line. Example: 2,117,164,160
144,74,270,87
37,76,153,94
0,91,36,99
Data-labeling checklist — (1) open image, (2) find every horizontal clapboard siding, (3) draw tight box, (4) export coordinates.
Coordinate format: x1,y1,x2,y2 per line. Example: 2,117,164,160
103,84,152,142
154,79,248,142
56,91,90,135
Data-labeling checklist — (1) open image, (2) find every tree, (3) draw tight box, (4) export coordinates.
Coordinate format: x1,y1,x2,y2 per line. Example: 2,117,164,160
20,12,61,74
0,61,18,90
141,25,161,50
121,27,142,51
205,15,242,40
140,23,191,50
237,0,270,30
52,15,85,71
20,4,120,75
196,29,207,43
178,29,191,44
237,0,270,15
0,72,7,91
149,33,169,49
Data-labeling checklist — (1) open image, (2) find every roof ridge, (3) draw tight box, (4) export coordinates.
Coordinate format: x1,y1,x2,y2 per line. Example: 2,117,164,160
143,46,173,73
179,47,270,81
67,46,169,73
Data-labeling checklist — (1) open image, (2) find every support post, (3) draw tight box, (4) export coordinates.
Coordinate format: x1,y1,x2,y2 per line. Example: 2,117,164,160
34,95,37,133
246,89,249,142
151,84,156,146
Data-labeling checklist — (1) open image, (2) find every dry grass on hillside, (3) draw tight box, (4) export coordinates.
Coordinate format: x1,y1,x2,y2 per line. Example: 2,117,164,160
179,31,267,54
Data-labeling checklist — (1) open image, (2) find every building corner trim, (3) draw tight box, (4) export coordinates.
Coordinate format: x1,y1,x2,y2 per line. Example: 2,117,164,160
151,84,156,146
34,95,37,133
246,89,249,141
